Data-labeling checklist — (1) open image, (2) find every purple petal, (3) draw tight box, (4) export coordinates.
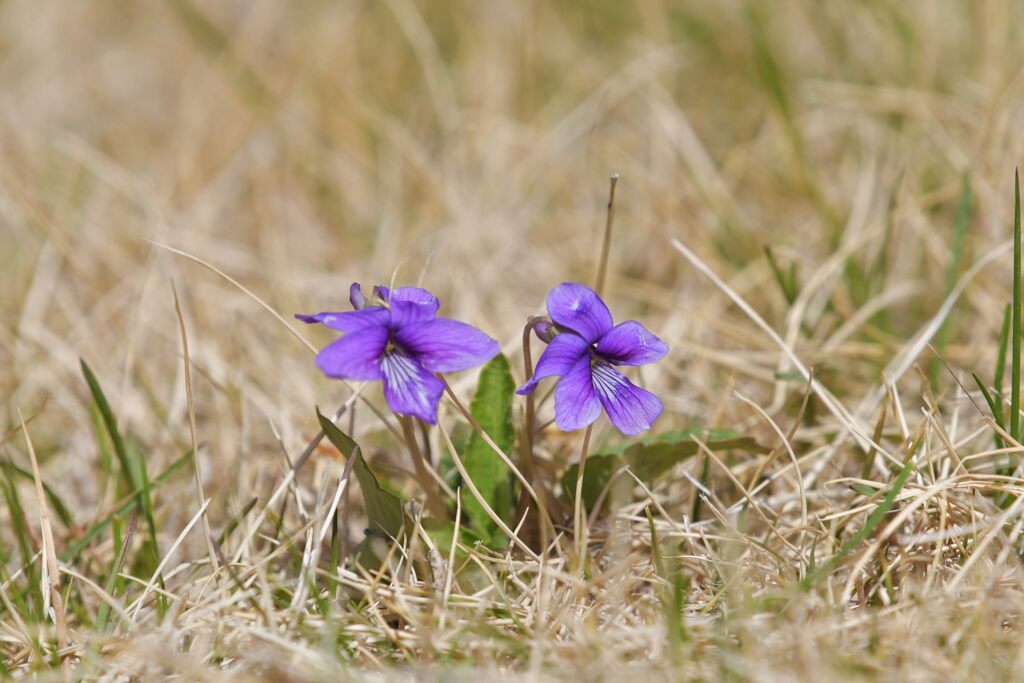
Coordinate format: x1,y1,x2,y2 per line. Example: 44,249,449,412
349,283,367,310
591,362,662,435
315,326,388,380
546,282,614,343
393,317,499,373
372,285,390,303
380,349,445,424
516,332,589,395
595,321,669,366
553,354,602,431
295,307,389,332
388,286,440,327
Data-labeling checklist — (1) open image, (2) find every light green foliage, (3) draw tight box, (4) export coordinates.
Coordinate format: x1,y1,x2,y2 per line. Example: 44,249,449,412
562,428,767,509
461,354,517,545
317,408,406,538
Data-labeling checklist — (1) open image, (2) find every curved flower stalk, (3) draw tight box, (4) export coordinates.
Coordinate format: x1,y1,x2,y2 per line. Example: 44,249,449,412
297,283,499,424
517,282,668,435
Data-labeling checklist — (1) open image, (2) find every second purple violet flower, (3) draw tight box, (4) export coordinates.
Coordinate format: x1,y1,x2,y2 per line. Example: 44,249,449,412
518,282,668,435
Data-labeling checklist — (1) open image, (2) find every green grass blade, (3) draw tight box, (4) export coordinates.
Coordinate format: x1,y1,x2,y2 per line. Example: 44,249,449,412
646,507,667,580
95,512,137,633
217,497,259,546
4,462,74,532
5,462,75,529
996,302,1012,397
81,360,138,495
132,439,161,561
765,246,798,305
61,449,192,562
973,372,1005,433
0,467,40,619
1012,169,1021,441
798,435,920,591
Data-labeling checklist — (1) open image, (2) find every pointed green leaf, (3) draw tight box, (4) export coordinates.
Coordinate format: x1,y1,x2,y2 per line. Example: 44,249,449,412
562,428,768,509
316,409,405,539
461,354,516,544
420,517,483,557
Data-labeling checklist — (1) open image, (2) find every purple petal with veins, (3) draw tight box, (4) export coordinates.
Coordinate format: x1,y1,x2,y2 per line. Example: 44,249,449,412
516,332,588,395
553,354,602,431
394,317,499,373
545,282,614,344
595,320,669,366
315,325,388,380
591,361,662,435
380,348,445,424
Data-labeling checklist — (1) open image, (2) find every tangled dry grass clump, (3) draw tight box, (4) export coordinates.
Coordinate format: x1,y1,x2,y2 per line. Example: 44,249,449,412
5,1,1024,681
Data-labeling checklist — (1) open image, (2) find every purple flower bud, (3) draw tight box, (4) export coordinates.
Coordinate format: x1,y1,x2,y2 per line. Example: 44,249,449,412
349,283,367,310
530,316,557,343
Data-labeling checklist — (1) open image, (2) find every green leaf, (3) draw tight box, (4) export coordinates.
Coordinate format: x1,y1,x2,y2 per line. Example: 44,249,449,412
461,354,516,545
420,517,482,557
849,483,879,497
316,409,406,539
562,428,768,509
628,431,766,483
561,451,625,512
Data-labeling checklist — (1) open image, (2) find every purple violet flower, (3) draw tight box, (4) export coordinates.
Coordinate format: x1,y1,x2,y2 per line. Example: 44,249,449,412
517,282,668,435
297,283,499,424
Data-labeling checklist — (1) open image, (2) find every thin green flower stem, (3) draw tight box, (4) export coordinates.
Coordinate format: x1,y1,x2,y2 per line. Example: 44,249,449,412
518,319,544,547
573,423,595,565
399,416,447,518
520,321,537,485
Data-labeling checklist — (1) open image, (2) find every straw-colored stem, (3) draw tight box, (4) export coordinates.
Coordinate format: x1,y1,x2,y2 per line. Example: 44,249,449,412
594,173,620,298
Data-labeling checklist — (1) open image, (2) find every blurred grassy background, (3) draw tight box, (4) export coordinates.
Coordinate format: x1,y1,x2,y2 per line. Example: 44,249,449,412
4,0,1024,679
5,0,1022,451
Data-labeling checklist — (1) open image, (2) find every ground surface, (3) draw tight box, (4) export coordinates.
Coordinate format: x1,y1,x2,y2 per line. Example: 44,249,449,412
4,1,1024,681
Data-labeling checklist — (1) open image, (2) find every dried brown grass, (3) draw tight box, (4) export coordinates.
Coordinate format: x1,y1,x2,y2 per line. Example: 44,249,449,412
4,1,1024,680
